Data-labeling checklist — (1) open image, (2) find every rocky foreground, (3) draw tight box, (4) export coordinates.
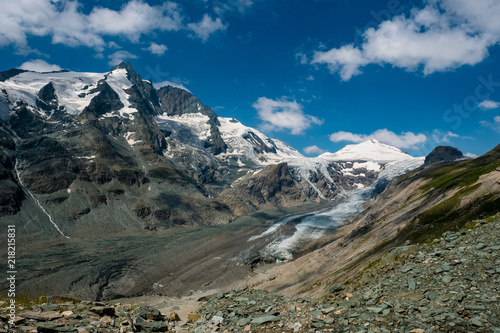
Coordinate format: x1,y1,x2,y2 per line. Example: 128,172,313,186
2,216,500,332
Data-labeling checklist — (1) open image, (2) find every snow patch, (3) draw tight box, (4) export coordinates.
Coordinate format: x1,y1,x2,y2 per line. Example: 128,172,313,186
125,131,140,146
218,117,303,166
156,113,212,148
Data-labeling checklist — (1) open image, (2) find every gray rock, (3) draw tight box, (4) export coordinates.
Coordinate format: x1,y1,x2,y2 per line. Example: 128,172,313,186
90,306,115,317
136,306,163,321
251,315,280,325
36,323,77,333
441,263,451,271
236,318,250,327
134,320,168,332
442,275,452,283
408,278,416,290
464,305,486,310
211,315,224,325
329,284,344,293
469,316,483,327
19,311,62,321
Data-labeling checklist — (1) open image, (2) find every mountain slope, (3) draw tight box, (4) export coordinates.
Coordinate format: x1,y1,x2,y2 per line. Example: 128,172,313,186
249,144,500,299
0,63,235,236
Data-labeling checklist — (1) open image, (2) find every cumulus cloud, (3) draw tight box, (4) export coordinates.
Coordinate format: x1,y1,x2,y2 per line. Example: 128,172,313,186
303,145,326,156
478,99,500,110
0,0,185,53
464,152,478,158
19,59,63,72
88,1,182,41
329,129,427,149
108,50,138,66
144,42,168,55
188,14,227,42
253,97,323,135
311,0,500,80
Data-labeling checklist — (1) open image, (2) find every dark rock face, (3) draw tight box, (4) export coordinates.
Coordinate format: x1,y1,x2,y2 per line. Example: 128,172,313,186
157,86,227,155
0,127,23,216
219,163,309,215
17,137,81,194
424,146,464,165
243,132,277,154
81,81,124,119
36,82,59,112
0,68,27,82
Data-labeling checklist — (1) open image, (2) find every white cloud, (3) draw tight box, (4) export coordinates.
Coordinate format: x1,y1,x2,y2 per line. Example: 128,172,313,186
480,116,500,132
478,99,500,110
252,97,323,135
313,44,369,81
18,59,62,72
88,1,182,41
214,0,254,16
0,0,184,53
144,42,168,55
303,145,326,156
311,0,500,81
188,14,227,42
464,152,478,158
108,41,122,49
108,50,138,66
431,130,461,144
295,52,308,65
329,129,427,149
153,80,190,93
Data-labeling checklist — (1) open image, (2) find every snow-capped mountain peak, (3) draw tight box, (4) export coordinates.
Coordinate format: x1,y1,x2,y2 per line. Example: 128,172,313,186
318,139,412,162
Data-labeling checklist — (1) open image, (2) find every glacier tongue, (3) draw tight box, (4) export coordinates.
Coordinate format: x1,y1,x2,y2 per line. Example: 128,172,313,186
263,185,374,260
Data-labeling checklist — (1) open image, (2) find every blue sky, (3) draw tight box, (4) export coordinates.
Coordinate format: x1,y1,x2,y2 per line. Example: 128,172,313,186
1,0,499,157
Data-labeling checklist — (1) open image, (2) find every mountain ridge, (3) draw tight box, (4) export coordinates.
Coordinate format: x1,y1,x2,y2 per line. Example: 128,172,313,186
0,62,424,229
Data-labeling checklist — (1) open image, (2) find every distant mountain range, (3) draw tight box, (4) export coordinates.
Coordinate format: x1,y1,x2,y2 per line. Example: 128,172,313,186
0,62,425,236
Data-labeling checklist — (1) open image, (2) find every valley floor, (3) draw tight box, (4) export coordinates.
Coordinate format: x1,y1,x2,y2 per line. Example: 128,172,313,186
2,215,499,332
1,201,331,301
